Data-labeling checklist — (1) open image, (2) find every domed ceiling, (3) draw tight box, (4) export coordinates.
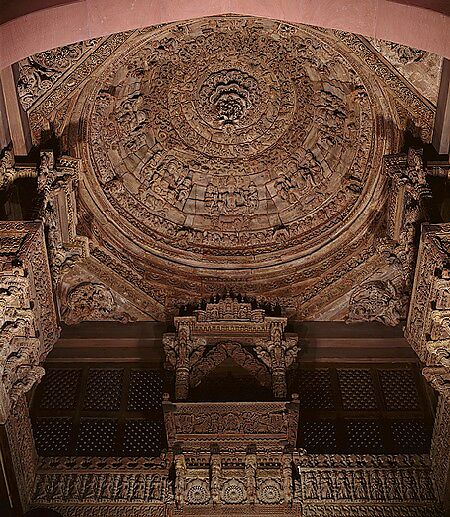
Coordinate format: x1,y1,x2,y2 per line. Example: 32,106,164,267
77,17,393,270
18,16,438,320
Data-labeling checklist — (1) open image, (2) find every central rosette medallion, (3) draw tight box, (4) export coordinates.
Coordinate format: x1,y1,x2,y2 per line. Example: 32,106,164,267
199,69,259,126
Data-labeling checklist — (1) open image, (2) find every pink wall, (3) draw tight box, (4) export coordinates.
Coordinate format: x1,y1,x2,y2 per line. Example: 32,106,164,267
0,0,449,69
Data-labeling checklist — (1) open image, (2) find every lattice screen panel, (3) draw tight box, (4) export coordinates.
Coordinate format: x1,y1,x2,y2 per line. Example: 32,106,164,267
295,363,433,455
122,420,163,456
338,368,378,410
32,362,432,457
390,420,432,454
298,368,335,410
379,369,420,410
84,368,124,411
33,417,73,455
32,365,165,457
127,370,163,411
298,419,338,453
345,419,384,454
76,418,119,455
39,368,81,410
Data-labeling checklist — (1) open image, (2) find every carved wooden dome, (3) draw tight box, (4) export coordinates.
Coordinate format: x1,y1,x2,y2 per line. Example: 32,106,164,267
71,17,396,273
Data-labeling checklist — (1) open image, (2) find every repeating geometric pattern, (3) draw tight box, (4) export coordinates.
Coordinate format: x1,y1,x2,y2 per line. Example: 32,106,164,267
83,368,124,411
127,370,163,411
122,419,163,456
390,420,432,454
298,420,337,453
38,368,82,410
33,417,73,455
338,369,378,410
346,419,384,454
76,418,118,455
379,369,420,410
298,369,334,410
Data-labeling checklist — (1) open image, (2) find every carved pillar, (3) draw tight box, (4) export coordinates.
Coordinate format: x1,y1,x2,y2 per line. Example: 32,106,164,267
174,454,186,508
245,451,256,504
4,397,38,511
405,224,450,513
255,319,299,399
210,451,222,505
163,318,206,400
282,452,293,504
0,221,58,514
0,222,58,423
0,65,31,156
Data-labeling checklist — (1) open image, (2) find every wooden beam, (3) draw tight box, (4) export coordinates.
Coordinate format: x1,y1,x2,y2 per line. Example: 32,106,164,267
0,65,31,156
0,77,11,150
433,58,450,156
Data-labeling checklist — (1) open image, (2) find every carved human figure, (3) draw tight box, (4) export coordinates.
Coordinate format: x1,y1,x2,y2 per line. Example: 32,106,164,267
320,471,333,500
211,454,222,504
369,470,383,500
335,471,351,500
352,470,367,500
282,454,293,502
303,471,318,499
175,455,187,508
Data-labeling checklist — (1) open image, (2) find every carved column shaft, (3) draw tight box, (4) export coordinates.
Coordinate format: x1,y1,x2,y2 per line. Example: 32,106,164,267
175,366,190,401
245,453,256,504
210,453,221,505
174,454,186,508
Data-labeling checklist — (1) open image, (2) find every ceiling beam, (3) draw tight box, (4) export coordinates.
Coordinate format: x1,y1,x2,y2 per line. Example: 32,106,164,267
0,64,31,156
433,58,450,157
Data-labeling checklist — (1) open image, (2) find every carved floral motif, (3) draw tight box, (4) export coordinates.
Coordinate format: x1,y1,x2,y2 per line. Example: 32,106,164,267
62,282,131,325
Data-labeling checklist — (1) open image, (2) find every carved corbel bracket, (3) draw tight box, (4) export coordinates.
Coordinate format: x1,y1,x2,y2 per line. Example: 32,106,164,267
346,279,404,327
38,150,89,286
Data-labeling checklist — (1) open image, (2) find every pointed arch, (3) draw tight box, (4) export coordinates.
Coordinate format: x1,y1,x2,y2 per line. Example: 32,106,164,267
190,342,272,389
